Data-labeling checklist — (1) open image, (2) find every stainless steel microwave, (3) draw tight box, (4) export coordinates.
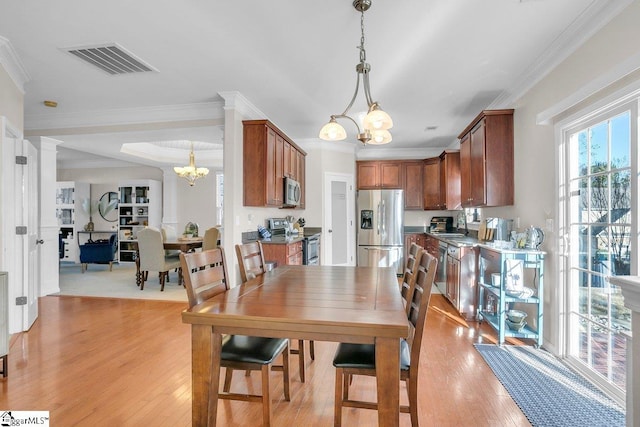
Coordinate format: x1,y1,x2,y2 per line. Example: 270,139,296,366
284,177,301,206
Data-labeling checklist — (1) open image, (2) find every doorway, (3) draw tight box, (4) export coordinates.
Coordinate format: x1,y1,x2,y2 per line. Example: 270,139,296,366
323,173,355,266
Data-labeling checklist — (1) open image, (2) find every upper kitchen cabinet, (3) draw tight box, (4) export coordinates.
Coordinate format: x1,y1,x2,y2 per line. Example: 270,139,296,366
402,161,424,210
356,160,403,189
423,151,460,210
458,110,514,208
243,120,306,208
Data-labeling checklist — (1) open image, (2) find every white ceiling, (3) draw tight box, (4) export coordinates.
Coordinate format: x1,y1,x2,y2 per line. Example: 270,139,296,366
0,0,626,169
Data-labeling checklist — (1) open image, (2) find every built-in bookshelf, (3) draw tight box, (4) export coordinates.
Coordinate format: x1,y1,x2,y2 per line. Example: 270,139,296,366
117,180,162,262
56,181,89,263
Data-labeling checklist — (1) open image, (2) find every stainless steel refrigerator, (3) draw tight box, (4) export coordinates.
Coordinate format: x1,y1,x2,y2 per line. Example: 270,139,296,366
357,189,404,275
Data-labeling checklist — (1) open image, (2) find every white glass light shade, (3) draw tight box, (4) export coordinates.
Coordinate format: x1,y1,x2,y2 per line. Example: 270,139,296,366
319,119,347,141
174,149,209,186
368,129,392,145
363,105,393,131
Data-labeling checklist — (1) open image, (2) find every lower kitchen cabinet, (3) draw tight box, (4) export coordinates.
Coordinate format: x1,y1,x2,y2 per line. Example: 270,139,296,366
261,240,303,266
477,246,545,346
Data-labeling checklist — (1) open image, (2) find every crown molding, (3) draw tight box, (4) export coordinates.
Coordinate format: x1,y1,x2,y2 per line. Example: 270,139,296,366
355,146,444,160
0,36,30,94
218,91,266,119
488,0,633,109
25,101,225,131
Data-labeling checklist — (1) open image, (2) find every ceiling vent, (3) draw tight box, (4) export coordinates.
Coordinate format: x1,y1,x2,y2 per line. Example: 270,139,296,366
63,43,157,75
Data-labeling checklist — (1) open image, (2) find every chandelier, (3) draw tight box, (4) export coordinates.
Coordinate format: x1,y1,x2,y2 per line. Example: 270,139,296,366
319,0,393,145
173,142,209,186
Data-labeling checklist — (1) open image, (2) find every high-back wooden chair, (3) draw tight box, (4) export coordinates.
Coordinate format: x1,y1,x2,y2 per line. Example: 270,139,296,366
180,248,290,427
235,241,315,383
235,241,267,282
400,243,424,315
332,251,437,427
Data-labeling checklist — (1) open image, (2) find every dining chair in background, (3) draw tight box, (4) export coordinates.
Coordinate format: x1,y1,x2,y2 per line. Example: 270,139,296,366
235,241,315,383
401,243,424,315
180,248,291,427
161,224,181,257
137,227,182,291
202,226,220,251
332,251,437,427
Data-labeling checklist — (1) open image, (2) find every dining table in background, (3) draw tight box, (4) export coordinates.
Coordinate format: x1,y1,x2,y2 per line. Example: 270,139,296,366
133,238,203,286
181,264,409,427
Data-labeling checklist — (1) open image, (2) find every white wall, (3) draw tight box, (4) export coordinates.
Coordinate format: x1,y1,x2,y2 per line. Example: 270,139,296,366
0,66,23,131
482,0,640,353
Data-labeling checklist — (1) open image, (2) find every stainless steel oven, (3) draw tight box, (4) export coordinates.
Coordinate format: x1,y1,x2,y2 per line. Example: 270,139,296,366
303,234,320,265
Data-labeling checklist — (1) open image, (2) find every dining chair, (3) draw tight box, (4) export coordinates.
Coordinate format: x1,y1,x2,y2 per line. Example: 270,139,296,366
202,226,220,251
332,251,437,427
400,243,424,315
180,248,290,427
137,227,182,291
235,241,315,383
160,224,181,257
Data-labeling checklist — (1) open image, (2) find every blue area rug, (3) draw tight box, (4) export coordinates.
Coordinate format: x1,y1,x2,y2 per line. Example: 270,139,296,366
474,344,625,427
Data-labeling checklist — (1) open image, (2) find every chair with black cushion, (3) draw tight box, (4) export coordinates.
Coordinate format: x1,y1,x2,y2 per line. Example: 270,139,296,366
180,248,290,427
235,242,315,383
400,243,423,314
332,251,437,427
137,227,182,291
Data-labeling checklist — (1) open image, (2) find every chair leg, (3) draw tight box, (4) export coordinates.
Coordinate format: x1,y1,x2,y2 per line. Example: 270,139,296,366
223,368,233,392
160,272,166,292
282,343,290,401
407,376,419,427
334,367,344,427
81,263,86,273
140,274,146,290
310,340,315,360
261,365,272,427
109,261,113,271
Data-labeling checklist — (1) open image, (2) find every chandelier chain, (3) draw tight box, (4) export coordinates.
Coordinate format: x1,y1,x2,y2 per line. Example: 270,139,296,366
359,9,366,65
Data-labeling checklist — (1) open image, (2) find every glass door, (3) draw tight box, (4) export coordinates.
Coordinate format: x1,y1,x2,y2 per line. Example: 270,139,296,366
564,103,636,399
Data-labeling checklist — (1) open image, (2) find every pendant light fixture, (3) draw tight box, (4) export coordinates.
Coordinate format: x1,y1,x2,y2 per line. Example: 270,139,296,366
174,142,209,186
319,0,392,145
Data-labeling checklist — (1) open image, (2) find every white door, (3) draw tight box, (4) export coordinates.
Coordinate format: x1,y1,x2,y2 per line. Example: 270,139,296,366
323,173,355,266
25,140,39,330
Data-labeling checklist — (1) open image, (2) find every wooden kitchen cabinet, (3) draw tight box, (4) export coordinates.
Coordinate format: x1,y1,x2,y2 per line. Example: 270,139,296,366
402,161,424,210
422,157,440,210
458,110,514,208
356,161,403,189
261,240,303,266
423,151,461,210
243,120,306,207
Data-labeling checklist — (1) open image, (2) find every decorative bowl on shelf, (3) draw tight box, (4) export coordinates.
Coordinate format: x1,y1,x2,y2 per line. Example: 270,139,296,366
506,319,527,332
506,287,535,299
491,273,501,287
506,309,527,323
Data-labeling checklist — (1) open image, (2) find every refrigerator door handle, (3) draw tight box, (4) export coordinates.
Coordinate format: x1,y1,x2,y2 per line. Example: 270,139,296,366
376,202,381,235
363,247,395,251
381,199,386,235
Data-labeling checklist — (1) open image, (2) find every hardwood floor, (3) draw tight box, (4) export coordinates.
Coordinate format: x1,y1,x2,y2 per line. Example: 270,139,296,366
0,294,530,426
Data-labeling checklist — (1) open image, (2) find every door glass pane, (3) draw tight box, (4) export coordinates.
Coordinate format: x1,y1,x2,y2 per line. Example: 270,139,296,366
565,106,634,393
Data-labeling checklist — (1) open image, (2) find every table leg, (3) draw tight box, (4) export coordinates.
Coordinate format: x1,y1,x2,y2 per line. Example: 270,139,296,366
191,324,221,427
375,337,400,427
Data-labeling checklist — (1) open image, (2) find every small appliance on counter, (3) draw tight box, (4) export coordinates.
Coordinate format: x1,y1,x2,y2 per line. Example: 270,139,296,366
429,216,454,233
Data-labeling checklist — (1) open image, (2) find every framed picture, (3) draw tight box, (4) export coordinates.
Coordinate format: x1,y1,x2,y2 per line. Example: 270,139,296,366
504,259,524,291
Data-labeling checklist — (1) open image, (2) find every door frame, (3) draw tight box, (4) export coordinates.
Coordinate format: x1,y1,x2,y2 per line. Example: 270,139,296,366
322,172,355,266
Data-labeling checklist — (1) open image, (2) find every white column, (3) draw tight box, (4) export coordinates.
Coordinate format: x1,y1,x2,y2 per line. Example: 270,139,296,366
608,276,640,427
161,167,178,231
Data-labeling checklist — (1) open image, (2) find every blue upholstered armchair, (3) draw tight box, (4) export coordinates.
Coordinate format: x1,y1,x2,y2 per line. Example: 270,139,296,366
79,234,118,272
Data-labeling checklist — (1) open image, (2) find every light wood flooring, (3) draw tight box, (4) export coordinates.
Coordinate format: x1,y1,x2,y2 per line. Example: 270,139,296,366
0,294,530,426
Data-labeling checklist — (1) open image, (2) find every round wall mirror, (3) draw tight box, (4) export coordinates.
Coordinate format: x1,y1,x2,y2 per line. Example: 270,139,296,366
98,191,119,222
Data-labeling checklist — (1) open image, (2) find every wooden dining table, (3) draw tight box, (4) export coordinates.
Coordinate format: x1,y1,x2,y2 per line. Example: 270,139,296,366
181,264,409,427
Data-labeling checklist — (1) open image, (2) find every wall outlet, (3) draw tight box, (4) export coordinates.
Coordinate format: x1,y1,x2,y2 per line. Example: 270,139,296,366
546,218,553,232
515,217,520,229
